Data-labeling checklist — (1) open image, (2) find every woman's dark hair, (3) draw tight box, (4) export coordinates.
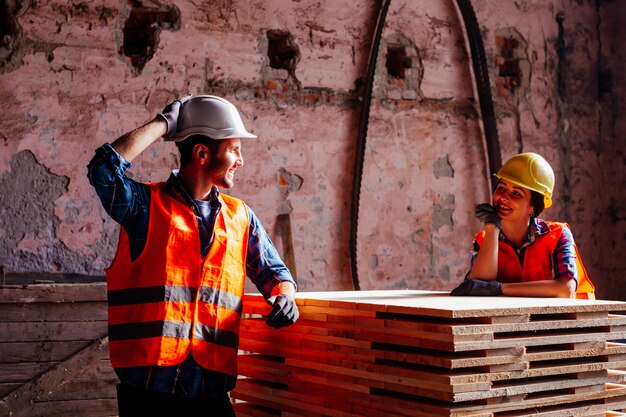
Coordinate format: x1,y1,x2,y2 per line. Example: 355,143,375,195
175,135,221,167
530,191,545,218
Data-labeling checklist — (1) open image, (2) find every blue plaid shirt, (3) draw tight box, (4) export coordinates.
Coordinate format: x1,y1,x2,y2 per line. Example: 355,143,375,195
87,143,295,397
468,218,579,285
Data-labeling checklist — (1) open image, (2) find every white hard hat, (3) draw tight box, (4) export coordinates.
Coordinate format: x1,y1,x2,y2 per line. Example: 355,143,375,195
168,95,257,142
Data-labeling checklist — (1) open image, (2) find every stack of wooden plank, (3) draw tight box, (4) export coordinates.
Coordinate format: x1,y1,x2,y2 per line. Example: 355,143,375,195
232,290,626,417
0,283,116,417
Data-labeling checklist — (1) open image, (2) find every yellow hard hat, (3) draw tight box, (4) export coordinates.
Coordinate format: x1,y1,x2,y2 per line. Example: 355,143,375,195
494,152,555,208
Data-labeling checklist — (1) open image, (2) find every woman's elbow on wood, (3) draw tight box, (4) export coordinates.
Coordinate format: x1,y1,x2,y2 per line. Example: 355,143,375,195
556,278,577,298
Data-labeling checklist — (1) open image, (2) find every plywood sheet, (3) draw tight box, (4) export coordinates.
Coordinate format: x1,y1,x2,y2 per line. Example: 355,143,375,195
283,290,626,318
235,291,626,417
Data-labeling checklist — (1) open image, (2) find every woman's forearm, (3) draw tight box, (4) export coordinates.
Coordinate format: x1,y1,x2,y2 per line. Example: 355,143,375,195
501,277,576,298
469,225,500,280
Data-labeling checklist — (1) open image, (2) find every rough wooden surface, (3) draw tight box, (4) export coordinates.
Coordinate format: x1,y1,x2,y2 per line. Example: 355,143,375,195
0,283,107,303
0,338,110,417
0,283,112,417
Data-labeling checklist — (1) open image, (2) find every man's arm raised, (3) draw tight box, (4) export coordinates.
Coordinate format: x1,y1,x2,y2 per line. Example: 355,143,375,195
111,118,167,162
112,94,192,162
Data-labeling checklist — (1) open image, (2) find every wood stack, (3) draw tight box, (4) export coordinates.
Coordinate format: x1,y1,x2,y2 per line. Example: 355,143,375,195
233,290,626,417
0,283,116,417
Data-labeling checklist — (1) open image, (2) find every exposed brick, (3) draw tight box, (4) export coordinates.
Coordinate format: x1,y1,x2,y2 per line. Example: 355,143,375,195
396,100,416,110
122,4,181,75
389,78,405,88
302,93,321,103
265,80,279,91
497,86,510,97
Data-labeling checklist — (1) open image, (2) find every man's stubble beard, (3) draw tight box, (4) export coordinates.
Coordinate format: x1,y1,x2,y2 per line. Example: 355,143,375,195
208,153,234,189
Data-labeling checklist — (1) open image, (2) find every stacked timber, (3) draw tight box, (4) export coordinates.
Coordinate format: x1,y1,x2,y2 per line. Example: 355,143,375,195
233,290,626,417
0,283,116,417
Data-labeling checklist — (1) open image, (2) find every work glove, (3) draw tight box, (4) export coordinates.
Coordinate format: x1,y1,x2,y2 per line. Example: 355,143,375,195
158,94,193,140
266,294,299,329
450,277,502,296
475,203,501,229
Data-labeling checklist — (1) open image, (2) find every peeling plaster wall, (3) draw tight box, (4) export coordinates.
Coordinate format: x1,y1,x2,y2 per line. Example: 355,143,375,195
472,0,626,300
0,1,623,299
0,0,375,292
597,0,626,300
357,0,486,291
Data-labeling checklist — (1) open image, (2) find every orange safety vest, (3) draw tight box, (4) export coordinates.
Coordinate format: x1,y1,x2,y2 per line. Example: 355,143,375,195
105,183,249,376
475,221,595,299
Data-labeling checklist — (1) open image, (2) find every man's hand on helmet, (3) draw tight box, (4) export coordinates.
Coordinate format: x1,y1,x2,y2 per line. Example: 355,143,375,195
158,94,193,140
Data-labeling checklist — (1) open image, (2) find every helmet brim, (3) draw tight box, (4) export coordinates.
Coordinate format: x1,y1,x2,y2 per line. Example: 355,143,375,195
166,127,257,142
493,173,553,209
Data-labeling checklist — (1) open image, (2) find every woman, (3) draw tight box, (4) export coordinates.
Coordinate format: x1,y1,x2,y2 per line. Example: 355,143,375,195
450,152,595,299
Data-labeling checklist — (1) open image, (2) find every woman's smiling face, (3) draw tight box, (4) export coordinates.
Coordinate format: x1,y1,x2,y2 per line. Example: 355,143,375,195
492,179,534,222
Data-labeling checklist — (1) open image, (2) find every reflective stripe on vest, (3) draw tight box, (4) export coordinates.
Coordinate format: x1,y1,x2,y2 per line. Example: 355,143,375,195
105,183,249,375
475,221,595,299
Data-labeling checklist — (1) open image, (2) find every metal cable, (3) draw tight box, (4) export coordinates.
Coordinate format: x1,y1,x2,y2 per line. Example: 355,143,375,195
454,0,502,181
349,0,391,291
349,0,500,290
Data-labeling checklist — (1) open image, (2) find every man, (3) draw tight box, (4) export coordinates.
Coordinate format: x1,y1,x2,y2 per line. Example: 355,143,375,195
87,94,299,416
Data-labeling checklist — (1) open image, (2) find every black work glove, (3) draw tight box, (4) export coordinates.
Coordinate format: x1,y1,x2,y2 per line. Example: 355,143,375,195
475,203,501,229
266,294,299,329
450,277,502,296
158,94,193,139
